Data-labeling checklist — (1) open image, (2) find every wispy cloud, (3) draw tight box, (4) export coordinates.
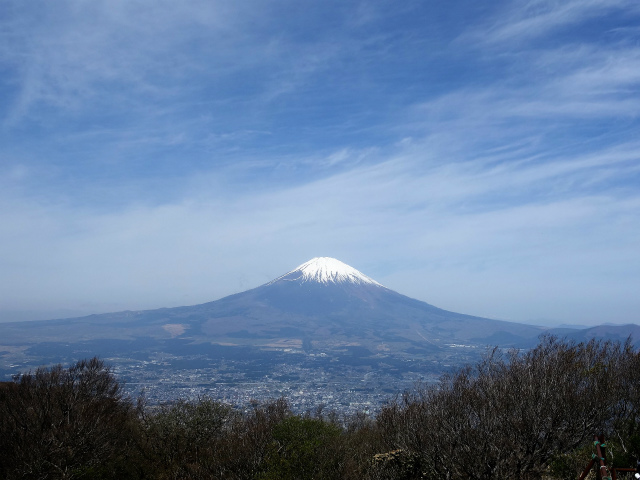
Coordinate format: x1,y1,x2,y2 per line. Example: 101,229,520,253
0,0,639,325
2,135,638,323
466,0,640,45
0,0,278,125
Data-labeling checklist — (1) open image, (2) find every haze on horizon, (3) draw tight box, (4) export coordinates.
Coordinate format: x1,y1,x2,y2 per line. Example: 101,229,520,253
1,1,639,327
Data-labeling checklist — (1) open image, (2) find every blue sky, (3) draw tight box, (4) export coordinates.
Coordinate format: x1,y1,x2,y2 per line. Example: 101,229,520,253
1,0,639,326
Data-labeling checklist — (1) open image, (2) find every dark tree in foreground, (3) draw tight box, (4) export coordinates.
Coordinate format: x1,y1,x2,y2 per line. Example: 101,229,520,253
0,357,141,479
258,416,343,480
142,397,236,477
0,336,638,479
376,336,640,480
141,396,292,479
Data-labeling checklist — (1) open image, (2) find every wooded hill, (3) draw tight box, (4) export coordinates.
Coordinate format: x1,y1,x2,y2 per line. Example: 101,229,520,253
1,336,639,479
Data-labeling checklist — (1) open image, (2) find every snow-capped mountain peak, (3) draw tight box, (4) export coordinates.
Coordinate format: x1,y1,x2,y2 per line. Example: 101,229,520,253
267,257,384,287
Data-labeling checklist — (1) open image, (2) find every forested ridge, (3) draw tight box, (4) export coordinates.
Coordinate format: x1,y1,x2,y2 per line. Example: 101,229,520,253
1,336,639,479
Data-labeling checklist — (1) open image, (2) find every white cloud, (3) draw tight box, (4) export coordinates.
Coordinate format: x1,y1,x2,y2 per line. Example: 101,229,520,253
0,0,275,125
1,135,639,324
467,0,640,45
1,0,639,327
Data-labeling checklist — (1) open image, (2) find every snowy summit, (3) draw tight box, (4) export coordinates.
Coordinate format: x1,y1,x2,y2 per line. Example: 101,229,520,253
268,257,384,287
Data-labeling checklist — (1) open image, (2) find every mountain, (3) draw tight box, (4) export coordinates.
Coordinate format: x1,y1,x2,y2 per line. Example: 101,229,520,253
186,257,548,350
0,257,540,350
1,257,638,378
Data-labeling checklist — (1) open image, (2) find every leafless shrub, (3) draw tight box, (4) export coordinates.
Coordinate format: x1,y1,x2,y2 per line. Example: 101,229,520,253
376,336,640,480
0,357,139,479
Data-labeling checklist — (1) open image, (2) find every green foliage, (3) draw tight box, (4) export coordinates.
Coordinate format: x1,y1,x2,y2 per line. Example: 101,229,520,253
258,416,342,480
548,443,592,480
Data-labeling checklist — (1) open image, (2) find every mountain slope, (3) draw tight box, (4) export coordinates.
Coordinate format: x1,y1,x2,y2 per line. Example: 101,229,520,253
194,275,533,344
1,258,637,355
13,257,542,348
